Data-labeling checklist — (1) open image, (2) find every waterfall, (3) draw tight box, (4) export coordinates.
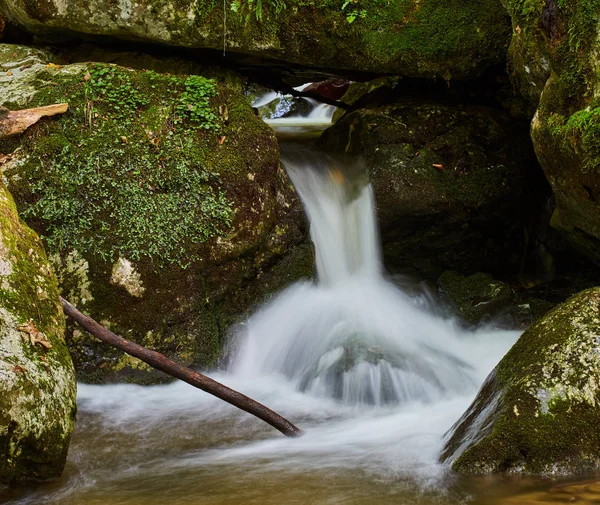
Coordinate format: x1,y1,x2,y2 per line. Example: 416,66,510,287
231,147,487,406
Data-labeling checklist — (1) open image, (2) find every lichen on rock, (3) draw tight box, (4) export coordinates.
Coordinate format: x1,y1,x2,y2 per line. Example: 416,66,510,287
441,288,600,475
0,180,77,492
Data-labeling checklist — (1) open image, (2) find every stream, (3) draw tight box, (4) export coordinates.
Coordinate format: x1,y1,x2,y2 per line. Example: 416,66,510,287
3,93,600,505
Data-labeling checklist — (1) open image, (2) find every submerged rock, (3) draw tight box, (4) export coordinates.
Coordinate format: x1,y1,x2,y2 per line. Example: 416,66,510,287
0,44,310,383
257,95,313,120
0,0,510,79
504,1,600,264
441,288,600,475
319,100,535,278
0,180,77,491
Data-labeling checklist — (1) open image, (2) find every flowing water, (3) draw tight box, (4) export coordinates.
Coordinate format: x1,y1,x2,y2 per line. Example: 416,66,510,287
4,96,598,505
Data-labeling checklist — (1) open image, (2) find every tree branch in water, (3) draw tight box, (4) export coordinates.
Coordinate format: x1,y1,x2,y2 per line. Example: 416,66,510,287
60,297,303,438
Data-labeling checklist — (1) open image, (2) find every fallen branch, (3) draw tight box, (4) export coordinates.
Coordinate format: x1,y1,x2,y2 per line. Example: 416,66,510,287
0,103,69,138
59,297,303,438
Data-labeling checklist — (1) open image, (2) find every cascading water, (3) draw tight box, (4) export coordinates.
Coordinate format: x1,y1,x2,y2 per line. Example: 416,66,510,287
6,86,531,505
232,146,489,406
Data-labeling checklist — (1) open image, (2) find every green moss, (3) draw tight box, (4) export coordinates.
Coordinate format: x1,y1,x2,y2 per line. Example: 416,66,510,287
0,181,77,489
437,271,515,324
3,0,510,79
504,0,600,261
5,63,237,269
443,288,600,475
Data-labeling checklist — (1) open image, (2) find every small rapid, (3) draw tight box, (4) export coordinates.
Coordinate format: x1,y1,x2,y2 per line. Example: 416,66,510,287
2,87,525,505
231,146,511,406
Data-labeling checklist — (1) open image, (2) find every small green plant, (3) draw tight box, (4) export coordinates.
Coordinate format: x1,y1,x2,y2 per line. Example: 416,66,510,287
342,0,366,23
230,0,286,24
25,143,233,268
174,75,220,130
85,65,149,121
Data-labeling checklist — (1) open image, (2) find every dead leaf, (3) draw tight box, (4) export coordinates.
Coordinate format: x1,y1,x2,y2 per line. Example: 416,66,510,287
219,104,229,122
13,364,27,374
83,71,91,81
18,319,53,350
0,103,69,139
218,135,226,145
121,136,128,143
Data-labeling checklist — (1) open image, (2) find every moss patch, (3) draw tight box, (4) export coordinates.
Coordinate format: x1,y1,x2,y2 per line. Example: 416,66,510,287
442,288,600,475
0,181,77,490
1,0,510,79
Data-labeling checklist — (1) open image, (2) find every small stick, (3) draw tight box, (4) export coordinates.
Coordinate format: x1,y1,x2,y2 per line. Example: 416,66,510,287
60,297,303,438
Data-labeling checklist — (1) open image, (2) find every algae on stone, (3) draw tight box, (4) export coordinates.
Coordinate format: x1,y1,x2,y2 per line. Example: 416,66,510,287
0,180,77,491
441,288,600,475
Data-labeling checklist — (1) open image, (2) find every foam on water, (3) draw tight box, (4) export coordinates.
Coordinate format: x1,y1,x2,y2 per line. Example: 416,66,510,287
231,147,516,407
5,90,523,505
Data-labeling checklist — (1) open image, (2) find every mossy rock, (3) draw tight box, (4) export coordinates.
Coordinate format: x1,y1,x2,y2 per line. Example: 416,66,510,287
504,0,600,264
319,100,533,279
437,271,517,325
1,45,309,383
0,181,77,492
0,0,510,79
441,287,600,475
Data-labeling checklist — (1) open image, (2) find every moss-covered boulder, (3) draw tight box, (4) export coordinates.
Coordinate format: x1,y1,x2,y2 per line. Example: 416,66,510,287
441,287,600,475
0,181,77,492
437,271,517,324
319,100,534,278
504,1,600,263
0,0,510,79
1,45,310,383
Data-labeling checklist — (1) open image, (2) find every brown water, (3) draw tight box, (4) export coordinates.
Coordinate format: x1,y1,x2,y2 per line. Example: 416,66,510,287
3,379,598,505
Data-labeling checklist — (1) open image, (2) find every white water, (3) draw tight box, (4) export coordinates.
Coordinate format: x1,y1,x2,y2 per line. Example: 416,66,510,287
231,148,518,407
5,108,523,505
253,84,337,130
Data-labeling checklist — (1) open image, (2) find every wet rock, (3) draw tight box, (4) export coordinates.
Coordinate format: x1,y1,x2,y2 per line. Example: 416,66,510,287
503,1,600,264
437,271,516,325
0,45,309,383
257,95,313,120
304,78,349,101
441,288,600,475
0,0,510,79
319,100,535,279
0,180,77,492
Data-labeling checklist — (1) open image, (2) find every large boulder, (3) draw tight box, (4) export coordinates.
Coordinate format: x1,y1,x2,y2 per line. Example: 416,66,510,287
1,45,310,383
0,180,77,492
0,0,510,79
504,1,600,263
441,288,600,475
319,100,536,278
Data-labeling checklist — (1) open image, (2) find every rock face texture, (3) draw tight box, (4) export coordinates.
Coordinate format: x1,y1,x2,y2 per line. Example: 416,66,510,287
0,180,77,492
442,288,600,475
504,0,600,264
319,100,535,278
0,45,310,383
0,0,510,79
